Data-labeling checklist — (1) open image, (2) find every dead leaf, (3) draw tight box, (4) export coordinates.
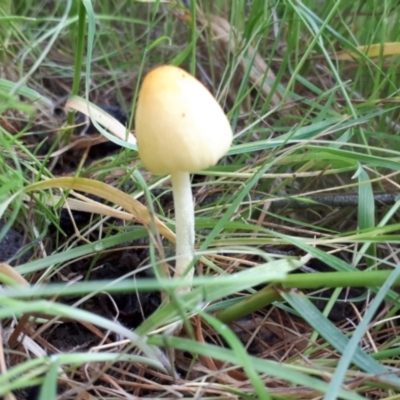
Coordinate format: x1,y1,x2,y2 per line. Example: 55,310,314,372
201,14,282,110
0,263,29,286
24,177,175,243
65,96,136,145
334,42,400,61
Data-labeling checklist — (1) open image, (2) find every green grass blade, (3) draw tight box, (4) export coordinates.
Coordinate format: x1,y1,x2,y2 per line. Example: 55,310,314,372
355,165,376,268
281,291,400,388
201,312,271,399
323,264,400,399
38,357,58,400
149,335,366,400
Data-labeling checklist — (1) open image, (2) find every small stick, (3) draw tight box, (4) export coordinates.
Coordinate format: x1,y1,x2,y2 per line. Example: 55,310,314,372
269,192,399,210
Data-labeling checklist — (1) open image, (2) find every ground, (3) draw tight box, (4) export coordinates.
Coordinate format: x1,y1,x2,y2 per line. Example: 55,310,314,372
1,1,400,399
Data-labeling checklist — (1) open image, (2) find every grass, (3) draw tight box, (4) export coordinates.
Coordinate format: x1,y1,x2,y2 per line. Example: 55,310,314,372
2,0,400,398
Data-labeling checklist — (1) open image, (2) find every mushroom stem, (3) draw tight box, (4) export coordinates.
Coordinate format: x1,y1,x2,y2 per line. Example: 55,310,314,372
170,171,195,296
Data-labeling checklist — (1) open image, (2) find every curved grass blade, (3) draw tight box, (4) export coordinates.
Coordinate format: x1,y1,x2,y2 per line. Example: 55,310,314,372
149,335,365,400
201,312,271,400
24,177,175,243
323,265,400,399
66,96,136,147
281,290,400,389
0,298,169,372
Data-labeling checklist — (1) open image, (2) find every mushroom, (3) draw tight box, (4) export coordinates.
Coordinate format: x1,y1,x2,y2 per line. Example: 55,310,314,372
135,65,233,296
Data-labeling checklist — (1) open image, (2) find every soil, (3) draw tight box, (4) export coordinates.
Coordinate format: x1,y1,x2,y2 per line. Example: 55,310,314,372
0,221,34,266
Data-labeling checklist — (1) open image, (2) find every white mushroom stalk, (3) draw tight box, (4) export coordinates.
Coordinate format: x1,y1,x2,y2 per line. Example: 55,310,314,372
135,65,233,296
170,171,195,293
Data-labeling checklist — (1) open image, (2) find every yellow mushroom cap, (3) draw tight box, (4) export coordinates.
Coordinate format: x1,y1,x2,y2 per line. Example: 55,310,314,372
135,65,233,174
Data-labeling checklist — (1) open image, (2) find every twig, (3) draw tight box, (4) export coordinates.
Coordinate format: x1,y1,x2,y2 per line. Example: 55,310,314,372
270,193,399,210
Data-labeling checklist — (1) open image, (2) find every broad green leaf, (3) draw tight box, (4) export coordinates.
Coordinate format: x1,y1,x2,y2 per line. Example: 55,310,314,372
136,254,310,335
354,165,376,267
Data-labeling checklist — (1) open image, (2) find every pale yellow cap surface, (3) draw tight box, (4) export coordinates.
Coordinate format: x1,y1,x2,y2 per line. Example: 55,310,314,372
135,65,233,174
